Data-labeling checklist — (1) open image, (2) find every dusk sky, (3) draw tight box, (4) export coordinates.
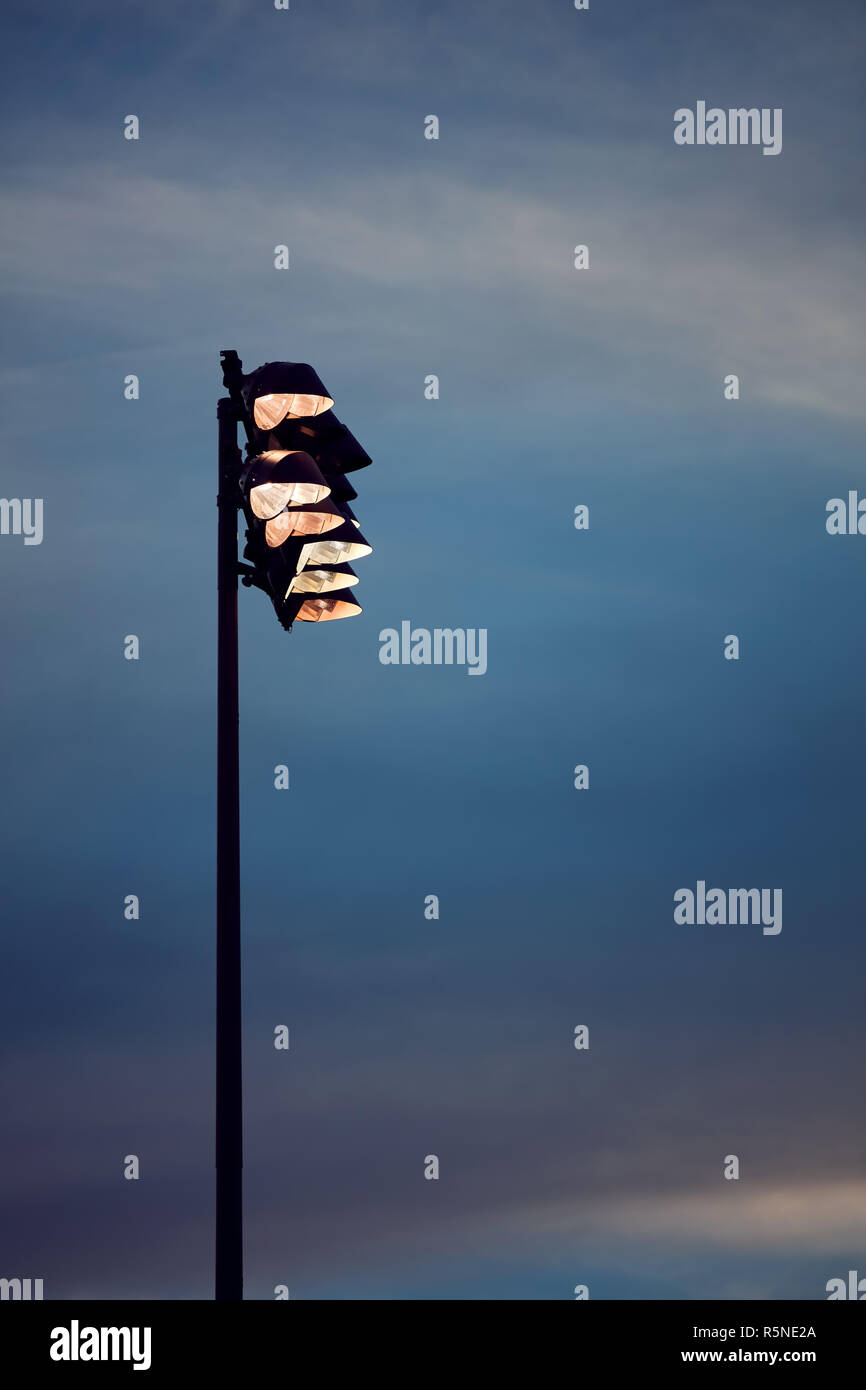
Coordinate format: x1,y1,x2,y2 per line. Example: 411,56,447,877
1,0,865,1299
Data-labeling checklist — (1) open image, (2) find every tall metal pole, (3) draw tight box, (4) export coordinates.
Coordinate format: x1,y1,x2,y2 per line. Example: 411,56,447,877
216,396,243,1300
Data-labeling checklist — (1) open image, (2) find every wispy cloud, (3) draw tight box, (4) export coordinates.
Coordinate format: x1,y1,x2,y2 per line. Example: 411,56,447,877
3,163,864,420
512,1180,866,1255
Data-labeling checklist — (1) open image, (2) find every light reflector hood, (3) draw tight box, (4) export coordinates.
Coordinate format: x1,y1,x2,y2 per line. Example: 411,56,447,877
243,450,330,519
242,361,334,431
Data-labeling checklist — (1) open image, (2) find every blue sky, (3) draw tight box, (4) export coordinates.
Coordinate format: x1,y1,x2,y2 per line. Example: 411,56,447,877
1,0,865,1298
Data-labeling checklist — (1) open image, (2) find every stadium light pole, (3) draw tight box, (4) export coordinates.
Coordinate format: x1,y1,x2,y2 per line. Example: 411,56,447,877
215,385,244,1303
214,350,372,1301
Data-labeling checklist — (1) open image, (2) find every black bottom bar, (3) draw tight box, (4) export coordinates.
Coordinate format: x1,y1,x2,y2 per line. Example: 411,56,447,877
3,1299,860,1377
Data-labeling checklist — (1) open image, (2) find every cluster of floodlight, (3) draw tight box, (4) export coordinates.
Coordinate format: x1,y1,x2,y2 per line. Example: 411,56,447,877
238,362,372,627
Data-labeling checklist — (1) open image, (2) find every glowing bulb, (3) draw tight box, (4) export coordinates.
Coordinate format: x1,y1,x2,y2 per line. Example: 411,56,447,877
253,392,334,430
250,480,327,517
296,593,361,622
301,534,372,565
265,507,343,547
288,567,359,596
